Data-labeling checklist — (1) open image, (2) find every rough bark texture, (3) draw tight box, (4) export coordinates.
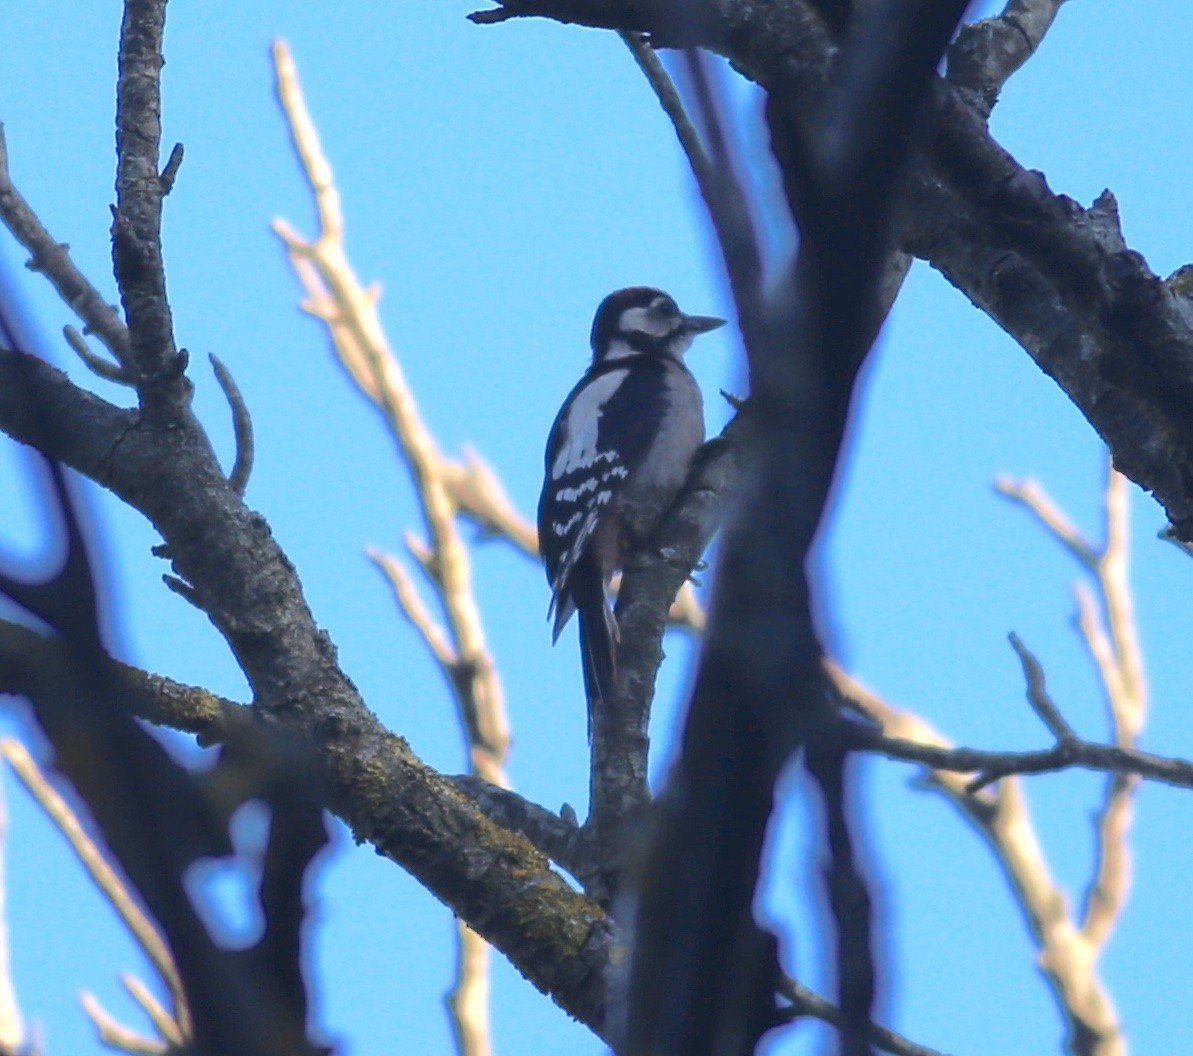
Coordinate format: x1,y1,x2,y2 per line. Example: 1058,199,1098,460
0,344,613,1034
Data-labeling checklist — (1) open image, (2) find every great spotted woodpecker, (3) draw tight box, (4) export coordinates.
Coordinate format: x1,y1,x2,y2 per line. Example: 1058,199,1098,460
537,286,724,719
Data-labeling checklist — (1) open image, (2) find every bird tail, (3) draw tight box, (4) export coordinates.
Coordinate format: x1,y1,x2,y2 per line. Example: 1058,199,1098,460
573,562,618,736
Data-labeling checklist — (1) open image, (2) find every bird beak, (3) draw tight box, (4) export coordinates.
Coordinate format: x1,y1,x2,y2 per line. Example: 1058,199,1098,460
682,313,727,334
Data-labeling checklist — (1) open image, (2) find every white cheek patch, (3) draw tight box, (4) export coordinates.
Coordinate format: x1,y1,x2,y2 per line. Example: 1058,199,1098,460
551,369,629,478
619,305,674,338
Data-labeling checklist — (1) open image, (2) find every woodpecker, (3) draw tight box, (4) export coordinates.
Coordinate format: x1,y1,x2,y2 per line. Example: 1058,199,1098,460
538,286,725,720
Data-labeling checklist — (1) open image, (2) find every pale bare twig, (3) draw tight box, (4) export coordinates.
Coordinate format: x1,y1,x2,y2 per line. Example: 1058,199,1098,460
441,449,539,556
369,547,458,671
830,663,1124,1056
0,778,23,1056
905,457,1151,1056
0,738,191,1042
122,973,184,1049
994,475,1099,570
448,919,493,1056
999,460,1147,963
1097,466,1146,740
80,992,167,1056
1075,583,1124,719
1078,463,1145,952
271,38,509,762
272,40,505,1056
1072,572,1141,948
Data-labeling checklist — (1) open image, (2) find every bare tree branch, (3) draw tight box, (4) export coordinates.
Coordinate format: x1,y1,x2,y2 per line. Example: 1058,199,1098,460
832,663,1126,1056
112,0,187,393
0,127,132,366
946,0,1070,115
64,325,134,385
776,974,950,1056
272,39,510,770
208,353,255,496
619,33,715,203
81,991,168,1056
0,241,611,1051
995,475,1099,571
1002,460,1150,964
855,722,1192,792
0,7,623,1022
1008,633,1078,742
468,0,1193,544
1078,466,1145,953
998,462,1147,961
122,973,184,1049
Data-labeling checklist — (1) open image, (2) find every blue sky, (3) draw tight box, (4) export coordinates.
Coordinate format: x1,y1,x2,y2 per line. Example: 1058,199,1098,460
1,3,1192,1055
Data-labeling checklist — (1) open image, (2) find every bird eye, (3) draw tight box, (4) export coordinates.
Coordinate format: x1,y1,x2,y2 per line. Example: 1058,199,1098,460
652,298,679,319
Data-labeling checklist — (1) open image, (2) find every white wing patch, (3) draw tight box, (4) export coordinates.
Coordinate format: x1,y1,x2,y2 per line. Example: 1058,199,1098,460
550,369,629,479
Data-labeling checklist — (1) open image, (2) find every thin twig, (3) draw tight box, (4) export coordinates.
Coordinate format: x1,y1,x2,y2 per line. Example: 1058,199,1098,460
680,51,765,333
1078,463,1145,953
122,973,183,1048
844,687,1189,791
1074,583,1126,718
1098,466,1146,738
777,974,950,1056
64,326,134,385
441,448,539,556
113,0,184,385
1007,633,1077,742
369,548,459,670
619,34,716,201
158,142,184,196
0,127,132,366
832,665,1125,1053
995,475,1099,571
1000,462,1146,964
80,992,167,1056
1080,770,1135,954
208,353,255,495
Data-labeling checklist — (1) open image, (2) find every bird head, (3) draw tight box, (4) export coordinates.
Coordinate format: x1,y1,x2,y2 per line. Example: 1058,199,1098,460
590,286,725,364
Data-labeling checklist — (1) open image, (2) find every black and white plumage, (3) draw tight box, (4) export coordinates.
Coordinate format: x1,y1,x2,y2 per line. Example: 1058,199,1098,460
538,286,724,718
